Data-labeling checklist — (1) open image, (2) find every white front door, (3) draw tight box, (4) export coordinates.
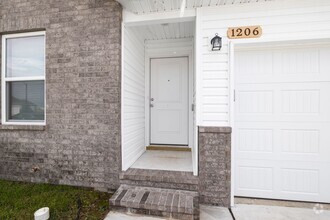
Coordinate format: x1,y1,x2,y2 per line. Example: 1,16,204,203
234,44,330,203
150,57,189,145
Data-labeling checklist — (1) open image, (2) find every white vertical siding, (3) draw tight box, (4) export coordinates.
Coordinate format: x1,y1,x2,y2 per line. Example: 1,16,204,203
197,0,330,126
122,27,146,171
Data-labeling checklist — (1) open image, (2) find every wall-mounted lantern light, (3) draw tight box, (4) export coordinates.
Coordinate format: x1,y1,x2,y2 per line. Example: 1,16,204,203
210,33,222,51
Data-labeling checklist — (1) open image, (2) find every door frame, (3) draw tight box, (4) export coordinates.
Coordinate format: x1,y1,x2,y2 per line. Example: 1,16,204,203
229,38,330,207
149,57,190,146
145,53,194,149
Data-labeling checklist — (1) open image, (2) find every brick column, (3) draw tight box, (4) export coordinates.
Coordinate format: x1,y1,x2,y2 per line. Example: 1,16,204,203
198,127,231,207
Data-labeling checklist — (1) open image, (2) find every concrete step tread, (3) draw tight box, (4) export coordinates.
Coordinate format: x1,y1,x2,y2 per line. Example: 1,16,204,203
109,184,199,216
120,168,199,185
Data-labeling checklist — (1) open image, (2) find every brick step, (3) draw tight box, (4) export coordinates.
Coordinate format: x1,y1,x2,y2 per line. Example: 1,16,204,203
120,168,199,191
109,184,200,220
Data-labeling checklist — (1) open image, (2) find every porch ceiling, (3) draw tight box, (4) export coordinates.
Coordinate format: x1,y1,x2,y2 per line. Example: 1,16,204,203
129,21,195,40
117,0,277,15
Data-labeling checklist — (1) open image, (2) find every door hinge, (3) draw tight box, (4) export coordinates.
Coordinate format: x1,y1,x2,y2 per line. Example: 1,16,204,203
234,90,236,102
191,104,195,111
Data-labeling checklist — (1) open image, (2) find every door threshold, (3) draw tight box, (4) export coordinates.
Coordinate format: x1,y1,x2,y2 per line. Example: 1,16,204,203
147,145,191,152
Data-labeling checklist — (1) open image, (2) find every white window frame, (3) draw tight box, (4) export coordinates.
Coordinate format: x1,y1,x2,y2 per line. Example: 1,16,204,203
1,31,46,126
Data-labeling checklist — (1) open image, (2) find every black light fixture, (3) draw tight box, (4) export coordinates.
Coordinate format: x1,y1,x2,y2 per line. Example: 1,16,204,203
210,33,222,51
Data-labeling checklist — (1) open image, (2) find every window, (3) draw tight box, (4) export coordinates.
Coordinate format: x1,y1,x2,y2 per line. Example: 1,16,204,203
2,32,46,125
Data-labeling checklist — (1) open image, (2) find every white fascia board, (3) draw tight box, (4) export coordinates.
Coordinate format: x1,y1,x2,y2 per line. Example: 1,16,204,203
199,0,330,16
123,9,196,27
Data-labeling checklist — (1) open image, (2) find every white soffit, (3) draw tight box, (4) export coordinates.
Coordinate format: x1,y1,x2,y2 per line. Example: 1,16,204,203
117,0,277,15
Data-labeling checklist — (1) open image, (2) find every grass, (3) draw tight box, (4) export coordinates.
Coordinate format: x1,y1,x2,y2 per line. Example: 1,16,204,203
0,180,112,220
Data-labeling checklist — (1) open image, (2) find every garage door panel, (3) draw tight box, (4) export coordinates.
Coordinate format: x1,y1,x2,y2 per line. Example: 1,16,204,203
280,129,320,155
236,47,321,77
236,50,274,77
276,161,329,202
235,127,274,153
236,45,330,85
319,165,330,202
235,122,330,162
319,47,330,73
236,89,274,115
236,160,275,193
279,167,319,195
235,151,323,164
236,159,328,202
234,45,330,203
237,76,330,84
236,82,330,123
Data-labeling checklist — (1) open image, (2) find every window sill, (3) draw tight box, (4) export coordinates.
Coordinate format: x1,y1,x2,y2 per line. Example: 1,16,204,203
0,124,46,131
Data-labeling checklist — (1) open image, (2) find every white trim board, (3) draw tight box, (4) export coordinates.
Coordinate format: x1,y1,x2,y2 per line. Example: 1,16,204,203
229,41,235,207
121,22,126,171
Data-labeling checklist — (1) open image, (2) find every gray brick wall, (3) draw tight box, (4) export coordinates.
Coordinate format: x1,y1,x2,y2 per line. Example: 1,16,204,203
198,127,231,207
0,0,122,190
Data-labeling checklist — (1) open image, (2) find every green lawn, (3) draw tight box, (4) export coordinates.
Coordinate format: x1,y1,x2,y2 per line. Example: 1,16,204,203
0,180,112,220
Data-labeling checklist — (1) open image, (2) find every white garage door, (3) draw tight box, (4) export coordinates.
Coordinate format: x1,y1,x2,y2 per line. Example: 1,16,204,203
234,43,330,203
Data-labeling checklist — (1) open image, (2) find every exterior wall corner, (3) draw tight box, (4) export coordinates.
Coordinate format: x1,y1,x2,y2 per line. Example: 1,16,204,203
198,126,232,207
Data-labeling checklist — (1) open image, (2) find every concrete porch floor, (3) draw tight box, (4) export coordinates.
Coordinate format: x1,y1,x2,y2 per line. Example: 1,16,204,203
105,204,330,220
130,150,193,172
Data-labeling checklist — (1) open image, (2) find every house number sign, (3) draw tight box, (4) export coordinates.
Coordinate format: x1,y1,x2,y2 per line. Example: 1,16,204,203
227,26,262,39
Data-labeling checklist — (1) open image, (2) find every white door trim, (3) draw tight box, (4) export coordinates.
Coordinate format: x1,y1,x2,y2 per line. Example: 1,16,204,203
228,41,235,207
145,54,194,149
229,37,330,207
